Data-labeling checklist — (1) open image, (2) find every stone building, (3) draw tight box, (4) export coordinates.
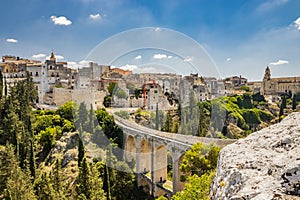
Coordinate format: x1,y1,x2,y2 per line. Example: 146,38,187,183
0,53,77,104
262,66,300,95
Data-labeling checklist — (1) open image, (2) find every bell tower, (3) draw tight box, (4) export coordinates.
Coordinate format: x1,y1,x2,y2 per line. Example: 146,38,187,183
263,66,271,81
50,51,56,62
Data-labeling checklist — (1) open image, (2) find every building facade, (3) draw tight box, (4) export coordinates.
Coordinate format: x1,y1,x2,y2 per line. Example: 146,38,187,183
262,66,300,95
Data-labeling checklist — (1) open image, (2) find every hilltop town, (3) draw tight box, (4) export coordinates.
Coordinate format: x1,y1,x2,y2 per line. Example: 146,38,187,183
1,52,300,111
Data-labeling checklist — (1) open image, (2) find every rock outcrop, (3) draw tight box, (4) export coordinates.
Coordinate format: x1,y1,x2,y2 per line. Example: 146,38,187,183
211,112,300,200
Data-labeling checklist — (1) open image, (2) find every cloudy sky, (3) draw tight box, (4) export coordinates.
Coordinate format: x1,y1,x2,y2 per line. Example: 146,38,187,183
0,0,300,80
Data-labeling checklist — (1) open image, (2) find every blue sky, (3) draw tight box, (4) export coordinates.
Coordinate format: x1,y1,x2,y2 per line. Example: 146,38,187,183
1,0,300,80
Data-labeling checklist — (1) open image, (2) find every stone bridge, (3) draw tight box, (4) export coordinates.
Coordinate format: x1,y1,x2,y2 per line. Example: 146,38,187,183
113,114,236,198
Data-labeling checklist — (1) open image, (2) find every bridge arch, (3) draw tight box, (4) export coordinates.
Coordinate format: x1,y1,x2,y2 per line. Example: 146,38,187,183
140,139,151,173
124,135,136,163
154,145,168,183
139,178,151,193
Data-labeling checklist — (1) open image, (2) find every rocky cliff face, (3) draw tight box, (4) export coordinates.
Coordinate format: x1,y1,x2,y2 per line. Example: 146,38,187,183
211,112,300,200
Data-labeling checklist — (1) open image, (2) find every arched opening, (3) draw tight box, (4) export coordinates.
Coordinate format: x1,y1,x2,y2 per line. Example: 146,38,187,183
140,140,151,174
177,154,187,191
124,135,136,168
139,178,151,193
154,145,167,183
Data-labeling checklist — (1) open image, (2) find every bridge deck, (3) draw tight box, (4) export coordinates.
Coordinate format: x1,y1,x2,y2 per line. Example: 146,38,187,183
113,114,236,148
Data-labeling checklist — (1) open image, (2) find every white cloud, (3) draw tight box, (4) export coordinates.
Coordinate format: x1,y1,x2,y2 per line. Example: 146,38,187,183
155,27,161,32
32,54,46,59
67,62,79,69
50,16,72,26
55,55,64,60
134,55,142,60
269,59,289,66
89,13,102,20
257,0,289,12
153,54,172,59
67,60,92,69
184,57,193,62
6,38,18,43
294,17,300,30
226,58,231,62
119,64,138,71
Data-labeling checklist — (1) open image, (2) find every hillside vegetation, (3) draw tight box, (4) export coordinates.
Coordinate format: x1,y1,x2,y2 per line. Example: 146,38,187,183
0,72,152,200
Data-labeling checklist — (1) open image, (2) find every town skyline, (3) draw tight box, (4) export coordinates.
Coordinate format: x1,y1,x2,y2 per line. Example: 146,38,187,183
1,0,300,81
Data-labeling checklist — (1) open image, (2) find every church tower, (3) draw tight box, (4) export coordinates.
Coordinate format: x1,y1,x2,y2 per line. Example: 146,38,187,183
50,51,56,62
263,66,271,81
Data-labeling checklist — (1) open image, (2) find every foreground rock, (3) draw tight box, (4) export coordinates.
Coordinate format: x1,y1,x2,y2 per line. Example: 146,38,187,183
211,112,300,200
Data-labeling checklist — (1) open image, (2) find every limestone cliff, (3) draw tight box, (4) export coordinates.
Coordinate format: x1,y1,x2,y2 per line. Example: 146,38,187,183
211,112,300,200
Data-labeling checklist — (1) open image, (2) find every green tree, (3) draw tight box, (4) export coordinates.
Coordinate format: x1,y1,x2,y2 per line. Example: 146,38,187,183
107,82,118,95
78,136,85,167
0,70,3,99
172,172,215,200
292,94,297,110
252,93,265,102
197,102,210,137
88,104,97,133
0,144,17,192
95,109,124,148
279,101,284,118
55,101,78,122
162,111,173,132
76,102,89,131
76,158,106,200
76,158,90,199
2,145,36,200
237,93,253,109
103,95,113,107
37,127,60,153
180,143,220,179
50,159,67,199
156,103,159,130
282,95,287,109
89,162,106,200
29,141,36,179
34,172,55,200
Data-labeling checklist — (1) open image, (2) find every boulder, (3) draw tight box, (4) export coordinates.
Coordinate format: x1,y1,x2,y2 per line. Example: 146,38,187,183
211,112,300,200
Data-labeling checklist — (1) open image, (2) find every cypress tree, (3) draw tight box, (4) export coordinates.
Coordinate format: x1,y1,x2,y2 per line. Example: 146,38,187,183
4,145,36,200
29,141,35,179
76,102,88,131
76,158,90,199
162,111,173,132
33,172,54,200
51,159,67,199
279,102,284,118
155,103,159,130
0,144,16,192
88,104,96,133
0,70,3,99
292,94,297,110
4,79,7,96
282,95,287,109
5,189,12,200
78,136,85,167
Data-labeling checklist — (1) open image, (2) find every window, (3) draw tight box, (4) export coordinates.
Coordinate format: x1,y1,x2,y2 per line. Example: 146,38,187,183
35,72,39,76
